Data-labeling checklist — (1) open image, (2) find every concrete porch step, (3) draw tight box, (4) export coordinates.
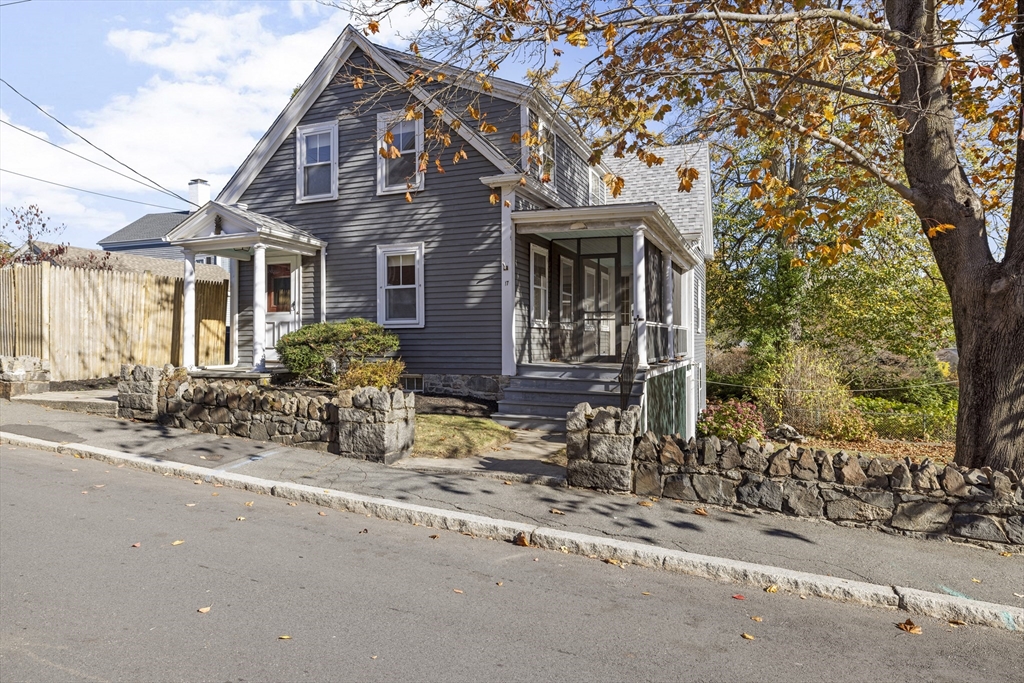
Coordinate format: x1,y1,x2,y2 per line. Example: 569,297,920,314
10,390,118,417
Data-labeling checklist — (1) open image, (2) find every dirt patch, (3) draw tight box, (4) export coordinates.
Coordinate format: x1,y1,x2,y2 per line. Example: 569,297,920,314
413,414,513,458
49,377,118,392
414,393,497,418
804,437,955,465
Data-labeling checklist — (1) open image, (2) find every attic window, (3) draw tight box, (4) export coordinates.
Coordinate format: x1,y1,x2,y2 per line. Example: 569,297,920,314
377,112,424,195
526,109,556,187
296,121,338,203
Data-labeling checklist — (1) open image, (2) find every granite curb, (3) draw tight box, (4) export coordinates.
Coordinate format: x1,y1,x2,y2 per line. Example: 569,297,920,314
3,430,1021,632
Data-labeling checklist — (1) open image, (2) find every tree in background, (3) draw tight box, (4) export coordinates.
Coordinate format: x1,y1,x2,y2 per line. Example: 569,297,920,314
0,205,67,267
334,0,1021,472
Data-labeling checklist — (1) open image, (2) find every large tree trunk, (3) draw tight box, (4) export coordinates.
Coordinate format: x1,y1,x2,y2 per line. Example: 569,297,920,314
887,0,1024,474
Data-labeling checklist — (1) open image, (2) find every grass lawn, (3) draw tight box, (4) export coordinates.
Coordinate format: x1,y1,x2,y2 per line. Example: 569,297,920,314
413,414,515,459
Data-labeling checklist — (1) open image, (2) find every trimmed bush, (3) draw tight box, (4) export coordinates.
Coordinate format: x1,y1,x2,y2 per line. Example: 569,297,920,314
337,359,405,390
275,319,400,383
697,400,765,442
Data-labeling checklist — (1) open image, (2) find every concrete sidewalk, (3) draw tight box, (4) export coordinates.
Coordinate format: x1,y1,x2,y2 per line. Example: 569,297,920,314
2,398,1021,617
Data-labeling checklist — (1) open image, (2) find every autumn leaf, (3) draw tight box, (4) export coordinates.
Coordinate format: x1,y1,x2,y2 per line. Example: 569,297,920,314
642,592,651,596
453,589,464,594
279,635,292,640
765,585,779,593
236,516,245,521
999,552,1012,557
566,30,588,47
604,558,622,566
352,76,363,89
405,192,413,203
971,578,981,583
171,540,184,546
938,45,957,59
694,508,709,516
358,529,368,534
489,192,500,205
429,534,440,539
741,633,755,640
503,480,513,486
131,543,140,548
732,594,746,600
197,606,211,614
637,500,654,507
318,511,327,516
897,619,922,634
288,502,297,507
550,508,566,515
367,21,379,34
949,619,967,627
926,223,955,238
245,501,254,507
748,183,764,200
185,503,196,507
512,531,531,547
751,616,763,622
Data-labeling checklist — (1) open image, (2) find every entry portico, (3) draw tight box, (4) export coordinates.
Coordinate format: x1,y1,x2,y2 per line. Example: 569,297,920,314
167,201,326,370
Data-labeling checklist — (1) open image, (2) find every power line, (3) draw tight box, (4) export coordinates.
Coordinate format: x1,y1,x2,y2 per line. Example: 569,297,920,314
1,120,176,198
0,78,197,208
0,168,185,211
706,379,958,394
0,0,33,7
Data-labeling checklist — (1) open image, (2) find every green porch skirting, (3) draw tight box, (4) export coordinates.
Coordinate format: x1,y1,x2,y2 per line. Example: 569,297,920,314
646,364,689,437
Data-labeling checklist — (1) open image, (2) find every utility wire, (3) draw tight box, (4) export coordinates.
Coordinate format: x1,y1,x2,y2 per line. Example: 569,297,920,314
1,120,173,196
0,0,33,7
0,168,185,211
0,78,196,207
706,379,959,394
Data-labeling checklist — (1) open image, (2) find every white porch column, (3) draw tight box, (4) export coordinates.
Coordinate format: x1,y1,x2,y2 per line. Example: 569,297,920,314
319,246,327,323
500,185,517,376
182,249,197,368
252,243,267,370
665,256,674,359
632,228,648,369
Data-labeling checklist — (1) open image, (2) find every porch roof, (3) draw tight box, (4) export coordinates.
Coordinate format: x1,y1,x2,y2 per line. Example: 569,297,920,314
166,201,325,259
511,202,700,267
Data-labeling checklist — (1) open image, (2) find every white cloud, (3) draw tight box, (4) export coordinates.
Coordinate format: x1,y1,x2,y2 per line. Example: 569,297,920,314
0,2,433,249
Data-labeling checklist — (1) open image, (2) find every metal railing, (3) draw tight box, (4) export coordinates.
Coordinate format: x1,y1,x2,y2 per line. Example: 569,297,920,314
617,323,640,410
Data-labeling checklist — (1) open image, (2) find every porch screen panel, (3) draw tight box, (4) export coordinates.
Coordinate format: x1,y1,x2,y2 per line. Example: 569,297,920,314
646,365,687,437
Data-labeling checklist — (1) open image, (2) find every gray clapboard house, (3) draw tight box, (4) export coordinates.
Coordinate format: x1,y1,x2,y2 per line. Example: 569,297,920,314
163,26,712,436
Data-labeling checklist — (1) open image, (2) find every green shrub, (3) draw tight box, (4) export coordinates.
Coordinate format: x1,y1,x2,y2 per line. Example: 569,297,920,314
852,396,956,441
337,359,405,390
275,319,400,383
696,400,765,442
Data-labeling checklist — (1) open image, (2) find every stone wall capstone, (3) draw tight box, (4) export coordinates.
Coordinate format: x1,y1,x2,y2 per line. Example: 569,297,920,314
116,365,415,463
0,355,50,399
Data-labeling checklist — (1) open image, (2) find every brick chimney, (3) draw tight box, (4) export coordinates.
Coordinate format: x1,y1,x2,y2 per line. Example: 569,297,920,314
188,179,210,212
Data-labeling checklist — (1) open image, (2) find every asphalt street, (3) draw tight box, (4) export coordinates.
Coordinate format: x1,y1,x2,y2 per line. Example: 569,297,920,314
1,444,1021,683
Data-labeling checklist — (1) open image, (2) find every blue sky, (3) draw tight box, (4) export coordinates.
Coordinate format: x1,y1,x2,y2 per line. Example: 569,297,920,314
0,0,429,248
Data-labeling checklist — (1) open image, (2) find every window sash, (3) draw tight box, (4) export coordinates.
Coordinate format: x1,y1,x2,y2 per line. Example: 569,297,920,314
377,243,425,328
378,113,424,194
559,256,573,324
296,122,337,202
530,244,549,326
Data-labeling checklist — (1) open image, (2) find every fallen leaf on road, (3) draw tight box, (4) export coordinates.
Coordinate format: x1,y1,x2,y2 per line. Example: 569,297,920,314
637,500,654,507
765,585,779,593
741,633,755,640
642,592,651,596
318,511,327,516
999,552,1012,557
751,616,763,622
359,529,368,534
559,546,569,553
1014,593,1024,599
550,508,565,515
732,594,746,600
193,479,202,485
512,531,530,547
800,595,807,600
71,469,78,471
213,483,223,488
694,508,708,516
131,543,141,548
278,635,291,640
74,453,83,459
244,501,254,507
496,582,503,586
236,516,246,521
604,558,621,566
171,540,184,546
199,455,207,460
81,491,88,495
93,484,104,489
185,503,196,507
971,578,981,583
897,619,922,634
211,493,219,497
948,619,966,627
429,534,440,539
503,481,513,486
288,502,297,507
370,656,377,660
197,606,211,614
453,589,463,594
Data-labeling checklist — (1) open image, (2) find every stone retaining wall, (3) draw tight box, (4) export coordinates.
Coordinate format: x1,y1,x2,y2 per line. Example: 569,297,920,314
0,355,50,399
118,365,414,464
566,403,1023,548
422,373,509,401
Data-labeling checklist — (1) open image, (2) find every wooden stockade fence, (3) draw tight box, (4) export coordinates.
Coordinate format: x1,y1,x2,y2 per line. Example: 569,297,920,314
0,262,227,381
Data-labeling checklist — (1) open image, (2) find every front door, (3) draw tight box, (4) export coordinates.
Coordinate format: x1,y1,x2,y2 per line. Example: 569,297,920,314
580,256,617,361
264,255,300,362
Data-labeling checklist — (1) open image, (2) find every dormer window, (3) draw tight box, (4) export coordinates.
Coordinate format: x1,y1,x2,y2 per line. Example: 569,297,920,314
295,121,338,203
377,112,424,195
526,109,556,187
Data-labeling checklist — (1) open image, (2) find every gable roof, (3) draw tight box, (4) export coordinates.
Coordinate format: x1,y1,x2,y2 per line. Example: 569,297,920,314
167,201,324,257
31,242,228,281
97,211,189,246
218,26,516,205
604,143,714,257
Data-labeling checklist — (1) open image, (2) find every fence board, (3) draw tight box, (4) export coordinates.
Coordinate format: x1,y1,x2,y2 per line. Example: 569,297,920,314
0,263,227,380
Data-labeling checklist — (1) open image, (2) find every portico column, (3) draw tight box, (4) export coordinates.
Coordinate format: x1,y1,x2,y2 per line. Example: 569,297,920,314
252,243,267,370
632,228,648,369
182,249,197,368
665,256,674,359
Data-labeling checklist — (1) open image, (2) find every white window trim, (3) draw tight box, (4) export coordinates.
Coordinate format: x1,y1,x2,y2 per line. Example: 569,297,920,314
588,167,606,206
376,242,425,328
695,276,704,334
377,111,425,196
524,108,557,191
559,255,574,325
295,121,338,203
530,243,549,328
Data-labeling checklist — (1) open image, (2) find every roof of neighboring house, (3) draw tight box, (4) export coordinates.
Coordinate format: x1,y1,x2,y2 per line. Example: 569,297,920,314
97,211,190,246
31,242,228,281
604,143,714,256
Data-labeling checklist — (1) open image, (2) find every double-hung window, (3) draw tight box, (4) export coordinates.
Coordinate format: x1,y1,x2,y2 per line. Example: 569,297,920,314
377,112,424,195
377,243,425,328
526,109,556,186
295,121,338,202
588,167,606,205
530,243,549,327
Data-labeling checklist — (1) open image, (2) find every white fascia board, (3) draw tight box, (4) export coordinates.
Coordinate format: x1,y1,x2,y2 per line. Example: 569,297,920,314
479,174,567,208
217,30,360,205
97,238,171,249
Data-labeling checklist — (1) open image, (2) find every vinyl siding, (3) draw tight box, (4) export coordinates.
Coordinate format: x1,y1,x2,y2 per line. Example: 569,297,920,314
554,135,590,207
237,260,254,369
103,244,186,260
237,49,504,376
514,233,551,363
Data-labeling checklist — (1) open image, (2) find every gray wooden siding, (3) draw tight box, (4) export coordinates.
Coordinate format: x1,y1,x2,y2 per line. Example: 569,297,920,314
554,135,590,207
237,49,504,376
237,259,254,369
693,256,707,409
103,244,185,260
514,233,551,364
436,87,523,164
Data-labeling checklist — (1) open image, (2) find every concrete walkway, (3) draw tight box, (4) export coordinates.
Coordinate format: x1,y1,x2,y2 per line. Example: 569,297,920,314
9,388,117,416
395,429,566,483
1,398,1021,615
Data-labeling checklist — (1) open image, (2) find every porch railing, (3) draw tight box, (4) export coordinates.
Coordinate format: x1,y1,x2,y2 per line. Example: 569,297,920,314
646,323,689,363
617,322,640,410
